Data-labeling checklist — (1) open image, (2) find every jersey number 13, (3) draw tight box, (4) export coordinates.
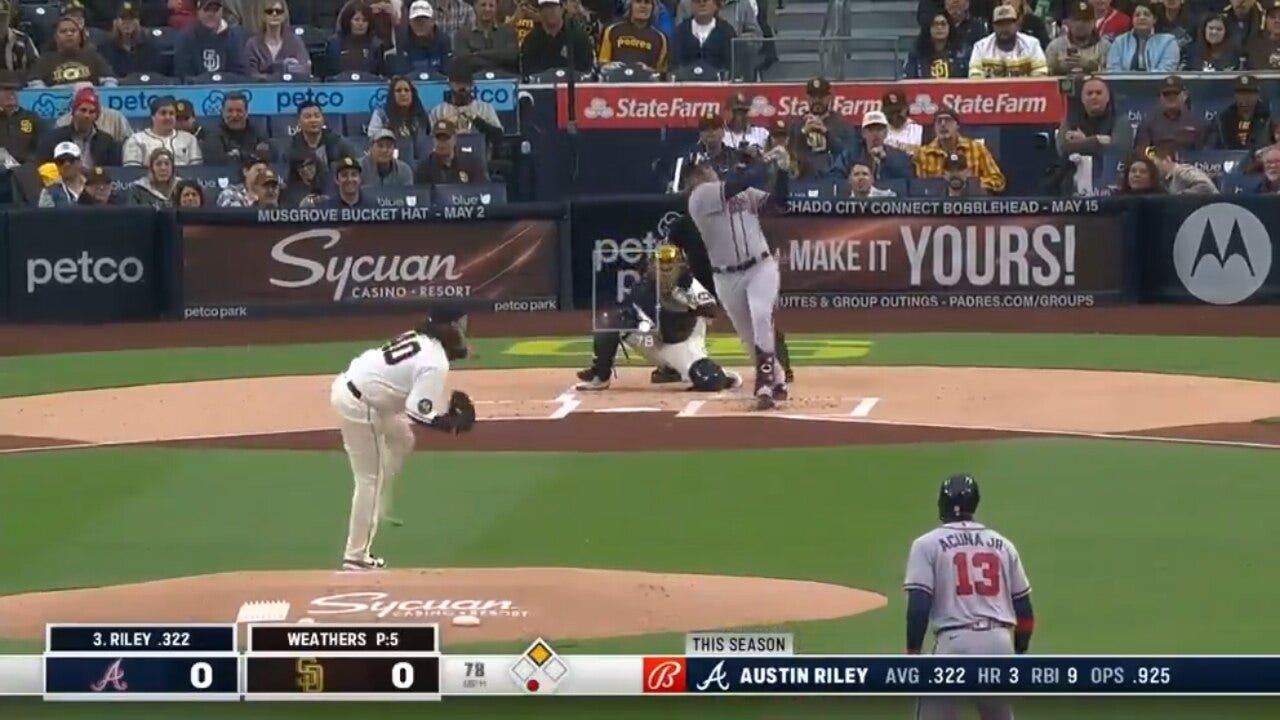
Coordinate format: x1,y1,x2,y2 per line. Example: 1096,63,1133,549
381,333,422,366
953,551,1001,597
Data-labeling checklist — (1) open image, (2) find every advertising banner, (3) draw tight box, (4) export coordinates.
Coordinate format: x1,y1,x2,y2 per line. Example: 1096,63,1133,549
556,79,1065,130
5,208,162,321
20,80,519,121
1141,198,1277,305
181,214,560,318
569,196,1131,310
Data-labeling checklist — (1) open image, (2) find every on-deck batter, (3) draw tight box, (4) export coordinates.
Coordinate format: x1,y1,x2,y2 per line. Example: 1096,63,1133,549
329,309,477,571
904,474,1035,720
684,149,790,410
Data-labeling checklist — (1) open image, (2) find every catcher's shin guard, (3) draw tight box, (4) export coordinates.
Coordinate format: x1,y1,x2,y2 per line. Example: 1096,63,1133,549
775,329,794,383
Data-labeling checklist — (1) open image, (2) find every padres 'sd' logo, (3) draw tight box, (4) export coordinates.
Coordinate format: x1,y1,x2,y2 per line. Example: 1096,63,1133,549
19,118,32,134
296,657,324,693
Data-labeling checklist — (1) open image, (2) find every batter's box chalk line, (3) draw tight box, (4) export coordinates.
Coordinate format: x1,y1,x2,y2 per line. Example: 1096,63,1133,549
236,600,291,623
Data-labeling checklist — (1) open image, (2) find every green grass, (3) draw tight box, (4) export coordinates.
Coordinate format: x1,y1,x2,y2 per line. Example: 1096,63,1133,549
1,333,1278,397
3,440,1276,656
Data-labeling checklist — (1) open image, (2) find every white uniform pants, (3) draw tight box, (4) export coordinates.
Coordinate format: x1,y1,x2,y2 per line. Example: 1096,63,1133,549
330,375,415,562
623,317,710,381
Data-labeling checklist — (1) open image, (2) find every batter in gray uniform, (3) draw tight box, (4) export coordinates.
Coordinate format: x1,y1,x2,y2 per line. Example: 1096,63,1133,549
684,150,790,410
904,474,1035,720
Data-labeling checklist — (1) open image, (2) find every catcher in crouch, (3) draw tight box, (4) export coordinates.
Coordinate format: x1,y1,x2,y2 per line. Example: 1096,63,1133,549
575,244,743,392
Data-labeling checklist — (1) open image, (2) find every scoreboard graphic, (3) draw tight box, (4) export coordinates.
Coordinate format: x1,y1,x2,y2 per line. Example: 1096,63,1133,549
16,625,1280,700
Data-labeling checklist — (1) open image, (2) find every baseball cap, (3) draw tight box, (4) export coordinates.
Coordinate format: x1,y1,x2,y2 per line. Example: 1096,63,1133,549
199,0,222,8
174,99,193,119
1267,0,1280,13
992,4,1017,22
727,91,750,111
409,0,433,17
72,85,99,111
1236,74,1259,92
881,90,905,110
769,118,788,135
371,128,397,143
0,0,12,14
334,155,361,175
944,152,967,171
806,76,831,97
861,110,888,128
1068,1,1094,19
697,111,722,131
60,0,84,15
260,168,280,185
1159,75,1185,94
117,1,138,18
85,166,110,185
933,106,961,124
537,0,562,6
433,118,457,136
53,140,81,159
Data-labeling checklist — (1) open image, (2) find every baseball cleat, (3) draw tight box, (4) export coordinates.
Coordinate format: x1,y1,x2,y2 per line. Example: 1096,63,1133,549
753,392,776,411
651,366,682,384
772,384,789,402
574,377,610,391
575,367,596,381
785,368,795,383
341,556,386,571
725,371,744,390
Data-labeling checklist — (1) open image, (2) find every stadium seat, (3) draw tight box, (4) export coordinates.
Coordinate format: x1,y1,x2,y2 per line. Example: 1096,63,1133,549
293,24,329,51
187,72,251,85
268,114,300,139
181,165,243,196
20,3,57,49
148,26,178,76
598,63,661,83
409,70,445,83
878,178,907,196
330,70,379,83
527,68,594,84
365,185,432,207
1181,149,1250,178
107,166,146,197
475,69,519,81
266,72,316,83
1221,173,1260,194
455,133,486,159
394,136,417,163
1096,152,1125,189
670,63,725,82
118,72,175,86
344,112,372,137
431,182,507,206
787,178,839,200
908,177,982,196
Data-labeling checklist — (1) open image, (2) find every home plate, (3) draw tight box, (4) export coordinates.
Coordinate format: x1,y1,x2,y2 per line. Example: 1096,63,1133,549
594,407,663,413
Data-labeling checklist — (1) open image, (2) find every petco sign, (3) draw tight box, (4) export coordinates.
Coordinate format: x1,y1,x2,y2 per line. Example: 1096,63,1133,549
557,80,1063,129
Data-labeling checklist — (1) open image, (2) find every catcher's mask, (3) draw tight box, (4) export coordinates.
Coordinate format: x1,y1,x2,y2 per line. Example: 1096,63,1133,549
654,243,684,287
416,308,470,361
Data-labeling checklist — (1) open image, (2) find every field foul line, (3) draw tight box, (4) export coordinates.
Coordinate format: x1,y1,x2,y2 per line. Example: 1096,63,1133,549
677,400,705,417
549,391,580,419
850,397,880,417
766,415,1280,450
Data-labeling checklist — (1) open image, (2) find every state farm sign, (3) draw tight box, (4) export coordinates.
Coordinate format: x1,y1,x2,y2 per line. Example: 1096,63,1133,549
557,80,1063,129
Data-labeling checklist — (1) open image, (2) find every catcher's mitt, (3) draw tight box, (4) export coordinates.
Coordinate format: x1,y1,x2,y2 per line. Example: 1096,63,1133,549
447,390,476,433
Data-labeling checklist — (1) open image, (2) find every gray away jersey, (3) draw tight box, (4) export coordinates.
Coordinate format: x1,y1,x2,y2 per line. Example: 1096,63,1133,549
688,181,772,269
903,521,1031,630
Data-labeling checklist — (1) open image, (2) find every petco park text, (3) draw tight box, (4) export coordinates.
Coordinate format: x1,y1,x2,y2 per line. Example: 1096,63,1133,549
308,592,530,618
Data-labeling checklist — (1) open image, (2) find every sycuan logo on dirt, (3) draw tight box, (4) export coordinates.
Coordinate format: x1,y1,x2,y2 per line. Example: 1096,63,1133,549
180,219,559,316
307,592,530,619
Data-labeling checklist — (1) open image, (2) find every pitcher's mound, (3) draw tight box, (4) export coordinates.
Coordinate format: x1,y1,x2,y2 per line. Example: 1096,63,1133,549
0,568,886,645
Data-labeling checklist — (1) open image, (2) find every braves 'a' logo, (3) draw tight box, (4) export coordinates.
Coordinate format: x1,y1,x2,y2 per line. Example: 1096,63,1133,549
695,660,731,691
89,659,128,692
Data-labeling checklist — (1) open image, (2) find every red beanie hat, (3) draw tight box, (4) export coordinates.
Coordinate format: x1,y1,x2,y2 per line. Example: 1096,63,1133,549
72,86,100,112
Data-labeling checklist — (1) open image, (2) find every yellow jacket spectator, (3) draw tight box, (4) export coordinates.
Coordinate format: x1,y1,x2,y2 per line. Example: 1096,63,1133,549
968,4,1048,77
598,0,669,71
913,106,1007,193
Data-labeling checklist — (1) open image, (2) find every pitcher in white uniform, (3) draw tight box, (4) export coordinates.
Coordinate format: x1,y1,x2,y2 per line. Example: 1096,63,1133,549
329,309,477,571
684,147,791,410
903,474,1036,720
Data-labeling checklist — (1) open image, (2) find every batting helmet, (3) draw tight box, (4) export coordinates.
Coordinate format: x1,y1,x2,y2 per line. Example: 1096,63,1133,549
938,474,980,522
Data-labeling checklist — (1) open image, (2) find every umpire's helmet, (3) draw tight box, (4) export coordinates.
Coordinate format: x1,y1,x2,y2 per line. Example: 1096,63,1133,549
938,474,980,522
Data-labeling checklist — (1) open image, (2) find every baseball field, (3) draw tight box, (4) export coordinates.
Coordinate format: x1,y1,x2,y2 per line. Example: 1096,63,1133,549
0,306,1277,719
